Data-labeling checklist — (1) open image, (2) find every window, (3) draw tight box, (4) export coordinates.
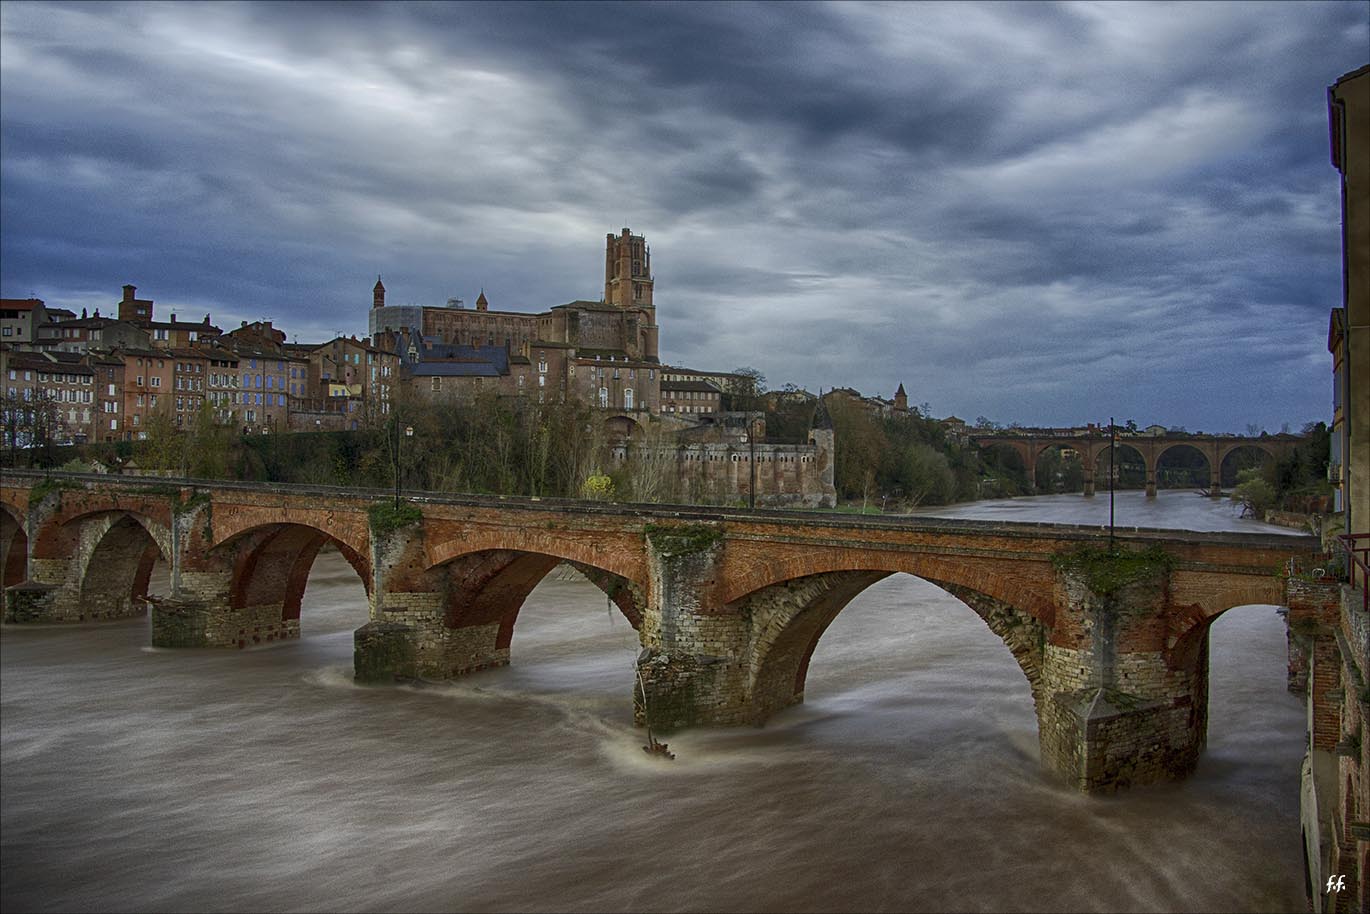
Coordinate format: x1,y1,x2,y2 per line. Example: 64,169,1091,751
598,387,608,408
624,389,634,410
432,376,441,391
154,328,168,340
538,375,545,388
150,376,160,387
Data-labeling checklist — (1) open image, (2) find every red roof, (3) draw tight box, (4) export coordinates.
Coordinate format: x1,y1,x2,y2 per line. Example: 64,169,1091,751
0,298,42,311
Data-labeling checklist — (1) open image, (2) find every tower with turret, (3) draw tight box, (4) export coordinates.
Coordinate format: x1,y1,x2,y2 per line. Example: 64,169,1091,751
604,228,654,313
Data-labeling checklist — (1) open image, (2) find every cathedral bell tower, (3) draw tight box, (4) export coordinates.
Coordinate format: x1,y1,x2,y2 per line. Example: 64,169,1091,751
604,227,658,363
604,228,654,314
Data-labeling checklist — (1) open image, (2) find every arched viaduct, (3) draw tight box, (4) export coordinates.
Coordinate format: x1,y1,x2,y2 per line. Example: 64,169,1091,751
1,470,1314,794
971,430,1301,497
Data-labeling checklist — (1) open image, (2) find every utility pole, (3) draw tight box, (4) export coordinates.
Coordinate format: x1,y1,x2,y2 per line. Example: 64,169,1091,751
1109,416,1116,551
748,412,757,510
392,415,402,509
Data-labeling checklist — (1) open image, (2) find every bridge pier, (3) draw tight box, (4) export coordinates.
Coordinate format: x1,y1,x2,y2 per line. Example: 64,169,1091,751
1145,468,1158,498
634,525,751,730
1083,470,1095,497
1037,554,1207,792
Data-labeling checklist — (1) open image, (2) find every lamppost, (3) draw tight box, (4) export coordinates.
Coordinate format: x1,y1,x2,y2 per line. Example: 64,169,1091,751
747,412,762,510
392,418,413,508
1109,416,1116,551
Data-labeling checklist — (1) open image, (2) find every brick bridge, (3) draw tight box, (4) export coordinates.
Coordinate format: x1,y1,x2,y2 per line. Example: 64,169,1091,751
972,429,1300,497
0,470,1314,792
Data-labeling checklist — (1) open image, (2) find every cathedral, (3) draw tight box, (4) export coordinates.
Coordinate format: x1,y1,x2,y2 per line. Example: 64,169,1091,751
369,228,661,414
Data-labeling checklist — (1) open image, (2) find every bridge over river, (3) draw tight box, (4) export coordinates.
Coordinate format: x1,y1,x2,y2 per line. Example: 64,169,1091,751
972,428,1301,496
0,469,1315,793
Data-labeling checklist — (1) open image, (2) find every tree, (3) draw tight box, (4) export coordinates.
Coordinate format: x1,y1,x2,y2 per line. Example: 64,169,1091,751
136,409,184,475
723,367,766,412
897,443,955,507
1230,468,1275,518
582,474,615,500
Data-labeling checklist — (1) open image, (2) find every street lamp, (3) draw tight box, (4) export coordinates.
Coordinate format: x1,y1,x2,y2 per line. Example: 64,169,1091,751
1109,416,1116,551
747,412,762,510
393,420,413,508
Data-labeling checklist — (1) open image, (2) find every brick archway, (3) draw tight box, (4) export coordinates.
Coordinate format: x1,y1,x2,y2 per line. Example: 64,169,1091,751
428,548,644,651
1165,573,1290,667
721,547,1055,627
1154,442,1213,490
214,523,372,639
1,504,26,588
32,506,174,567
78,514,165,619
740,569,1048,725
426,530,646,592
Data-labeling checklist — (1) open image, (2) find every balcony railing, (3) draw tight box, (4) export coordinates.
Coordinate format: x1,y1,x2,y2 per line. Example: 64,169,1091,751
1334,532,1370,612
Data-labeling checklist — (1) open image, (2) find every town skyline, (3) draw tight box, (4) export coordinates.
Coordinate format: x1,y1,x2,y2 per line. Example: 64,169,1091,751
2,2,1367,432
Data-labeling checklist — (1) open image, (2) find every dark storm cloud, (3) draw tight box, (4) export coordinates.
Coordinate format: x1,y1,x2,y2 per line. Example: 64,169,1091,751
1,0,1365,430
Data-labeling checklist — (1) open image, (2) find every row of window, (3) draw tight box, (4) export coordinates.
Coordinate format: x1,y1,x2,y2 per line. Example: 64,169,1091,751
8,369,94,384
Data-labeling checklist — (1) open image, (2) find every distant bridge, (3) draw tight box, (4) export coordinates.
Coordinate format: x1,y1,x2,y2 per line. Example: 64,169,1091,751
0,470,1313,793
971,428,1301,496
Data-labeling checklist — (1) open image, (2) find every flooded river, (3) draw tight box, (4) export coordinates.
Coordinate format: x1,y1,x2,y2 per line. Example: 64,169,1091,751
2,491,1306,911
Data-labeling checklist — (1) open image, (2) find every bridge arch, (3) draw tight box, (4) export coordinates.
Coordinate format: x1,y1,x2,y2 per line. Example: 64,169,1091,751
1031,442,1086,494
722,548,1055,625
429,548,644,655
1093,442,1148,490
1218,443,1276,487
1,504,28,588
976,440,1033,490
426,530,645,590
736,568,1048,726
214,522,372,644
31,507,173,567
1155,442,1212,490
78,514,167,619
1165,574,1290,668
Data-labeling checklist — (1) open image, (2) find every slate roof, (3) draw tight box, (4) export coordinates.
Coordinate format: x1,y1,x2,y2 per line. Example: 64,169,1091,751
662,380,721,394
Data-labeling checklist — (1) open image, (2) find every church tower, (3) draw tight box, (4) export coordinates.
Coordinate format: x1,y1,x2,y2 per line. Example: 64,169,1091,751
373,277,385,309
603,227,658,363
604,227,654,313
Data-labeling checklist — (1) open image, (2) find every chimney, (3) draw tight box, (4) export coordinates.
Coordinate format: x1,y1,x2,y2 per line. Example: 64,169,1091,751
122,285,135,303
170,313,177,323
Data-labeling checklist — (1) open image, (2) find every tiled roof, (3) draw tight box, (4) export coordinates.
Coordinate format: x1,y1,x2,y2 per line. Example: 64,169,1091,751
409,361,503,377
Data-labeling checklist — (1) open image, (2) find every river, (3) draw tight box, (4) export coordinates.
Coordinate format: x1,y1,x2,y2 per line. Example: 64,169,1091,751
1,490,1307,912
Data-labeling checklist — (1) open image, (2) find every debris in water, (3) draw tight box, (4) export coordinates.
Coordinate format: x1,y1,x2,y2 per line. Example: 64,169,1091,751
643,733,675,760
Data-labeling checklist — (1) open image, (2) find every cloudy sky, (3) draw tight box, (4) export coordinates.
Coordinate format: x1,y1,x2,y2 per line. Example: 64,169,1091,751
1,2,1365,431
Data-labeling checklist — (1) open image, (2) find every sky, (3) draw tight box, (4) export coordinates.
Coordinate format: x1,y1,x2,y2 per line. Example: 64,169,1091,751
1,1,1366,432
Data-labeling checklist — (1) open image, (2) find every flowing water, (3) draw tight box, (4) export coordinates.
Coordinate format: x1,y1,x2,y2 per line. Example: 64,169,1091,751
2,491,1307,912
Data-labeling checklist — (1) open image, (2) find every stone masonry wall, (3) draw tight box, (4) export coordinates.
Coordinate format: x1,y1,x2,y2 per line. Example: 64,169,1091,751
1038,564,1209,792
